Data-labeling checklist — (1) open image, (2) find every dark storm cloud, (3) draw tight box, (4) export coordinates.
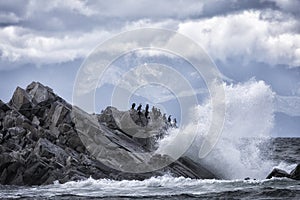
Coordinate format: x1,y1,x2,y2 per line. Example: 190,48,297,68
0,0,297,36
199,0,277,18
0,0,29,18
0,0,299,69
263,0,300,16
0,0,289,32
0,0,28,26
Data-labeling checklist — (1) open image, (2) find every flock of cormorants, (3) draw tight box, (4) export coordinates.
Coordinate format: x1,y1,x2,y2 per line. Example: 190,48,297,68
131,103,177,127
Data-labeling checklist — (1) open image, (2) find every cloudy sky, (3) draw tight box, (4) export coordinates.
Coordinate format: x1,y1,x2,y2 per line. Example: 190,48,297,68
0,0,299,136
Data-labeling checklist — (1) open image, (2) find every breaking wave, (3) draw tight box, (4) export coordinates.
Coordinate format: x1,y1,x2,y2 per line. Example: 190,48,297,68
157,79,278,179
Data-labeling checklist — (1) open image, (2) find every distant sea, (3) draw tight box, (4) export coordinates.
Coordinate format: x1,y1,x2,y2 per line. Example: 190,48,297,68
0,138,299,199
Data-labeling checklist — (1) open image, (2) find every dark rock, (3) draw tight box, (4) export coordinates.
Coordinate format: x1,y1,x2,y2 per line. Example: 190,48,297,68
9,87,32,112
51,103,70,127
0,133,3,143
266,168,291,179
7,127,26,137
32,116,40,126
23,158,51,185
65,130,86,153
0,152,25,185
175,157,217,179
0,168,8,184
26,81,56,106
49,126,60,139
58,123,72,133
16,114,28,126
0,111,5,121
34,138,68,165
0,153,14,170
97,106,119,129
7,162,24,185
266,164,300,180
290,164,300,180
2,112,16,130
0,82,221,186
58,134,67,145
97,106,166,151
25,130,39,142
0,100,10,112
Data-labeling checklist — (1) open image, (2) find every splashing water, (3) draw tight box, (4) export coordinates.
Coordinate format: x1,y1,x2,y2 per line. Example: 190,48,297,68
157,79,277,179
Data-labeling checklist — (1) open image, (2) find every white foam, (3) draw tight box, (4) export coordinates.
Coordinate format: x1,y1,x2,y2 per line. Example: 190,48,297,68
157,79,277,179
1,174,295,199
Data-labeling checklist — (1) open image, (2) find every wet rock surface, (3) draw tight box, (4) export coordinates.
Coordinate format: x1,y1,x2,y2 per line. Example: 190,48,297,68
266,164,300,180
290,164,300,180
0,82,217,186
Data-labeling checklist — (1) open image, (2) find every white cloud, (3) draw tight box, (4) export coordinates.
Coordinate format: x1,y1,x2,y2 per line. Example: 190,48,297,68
0,18,180,70
177,10,300,68
275,95,300,116
0,26,112,68
1,1,300,71
98,65,126,87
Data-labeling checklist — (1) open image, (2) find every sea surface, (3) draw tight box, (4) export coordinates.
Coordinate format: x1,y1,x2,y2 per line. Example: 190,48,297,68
0,138,299,200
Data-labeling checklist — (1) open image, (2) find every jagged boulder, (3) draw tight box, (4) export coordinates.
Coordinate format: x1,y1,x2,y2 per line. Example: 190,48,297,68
0,100,10,112
0,152,26,185
26,82,56,105
65,130,86,153
23,154,54,185
266,168,291,179
266,164,300,180
175,157,217,179
34,138,68,165
51,103,70,127
97,106,167,151
9,87,32,110
2,113,16,130
290,164,300,180
98,106,119,129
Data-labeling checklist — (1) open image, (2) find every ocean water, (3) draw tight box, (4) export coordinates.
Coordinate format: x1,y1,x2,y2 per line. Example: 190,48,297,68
0,138,299,200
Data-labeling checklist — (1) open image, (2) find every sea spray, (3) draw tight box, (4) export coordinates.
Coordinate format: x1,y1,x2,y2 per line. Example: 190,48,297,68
157,79,276,179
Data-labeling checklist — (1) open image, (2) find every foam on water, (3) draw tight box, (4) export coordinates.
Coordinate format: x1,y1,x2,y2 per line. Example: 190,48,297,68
157,79,280,179
1,175,297,199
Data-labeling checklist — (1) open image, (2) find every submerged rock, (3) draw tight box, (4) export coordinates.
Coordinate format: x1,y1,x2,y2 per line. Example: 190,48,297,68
0,82,218,186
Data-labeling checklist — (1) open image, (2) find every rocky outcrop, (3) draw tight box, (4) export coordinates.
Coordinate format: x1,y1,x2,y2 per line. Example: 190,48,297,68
0,82,218,186
266,164,300,180
290,164,300,180
266,168,291,179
